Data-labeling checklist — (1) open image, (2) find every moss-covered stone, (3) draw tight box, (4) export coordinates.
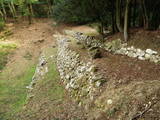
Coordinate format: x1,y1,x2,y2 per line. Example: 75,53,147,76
105,39,122,52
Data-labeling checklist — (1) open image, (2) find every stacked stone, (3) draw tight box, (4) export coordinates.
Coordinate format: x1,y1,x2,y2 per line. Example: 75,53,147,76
73,32,103,48
103,38,160,63
116,47,160,63
26,54,48,90
64,30,103,48
56,34,104,104
65,30,160,63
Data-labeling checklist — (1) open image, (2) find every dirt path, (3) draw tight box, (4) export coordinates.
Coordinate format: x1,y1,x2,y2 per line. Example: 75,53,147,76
0,19,57,119
0,19,87,120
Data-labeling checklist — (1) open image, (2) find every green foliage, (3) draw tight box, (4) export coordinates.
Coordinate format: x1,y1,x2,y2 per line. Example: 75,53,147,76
53,0,94,24
52,0,111,24
0,19,5,31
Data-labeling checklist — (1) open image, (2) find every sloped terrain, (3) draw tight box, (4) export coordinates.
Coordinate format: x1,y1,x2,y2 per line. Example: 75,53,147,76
63,28,160,120
0,20,160,120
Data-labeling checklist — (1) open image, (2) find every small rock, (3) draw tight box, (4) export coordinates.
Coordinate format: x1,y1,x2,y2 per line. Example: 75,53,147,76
146,49,158,55
144,54,151,60
136,49,145,57
107,99,113,105
127,52,138,58
150,56,159,63
138,56,145,60
65,75,70,80
96,81,101,87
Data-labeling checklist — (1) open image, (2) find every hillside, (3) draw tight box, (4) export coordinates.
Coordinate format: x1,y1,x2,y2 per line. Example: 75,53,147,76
0,19,160,120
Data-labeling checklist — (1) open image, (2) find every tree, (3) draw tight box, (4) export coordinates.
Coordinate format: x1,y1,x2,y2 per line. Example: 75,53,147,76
124,0,131,41
116,0,123,32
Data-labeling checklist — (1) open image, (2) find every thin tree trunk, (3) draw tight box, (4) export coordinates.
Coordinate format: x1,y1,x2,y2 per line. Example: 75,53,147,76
28,4,32,24
124,0,131,41
139,3,144,27
128,4,132,28
30,4,34,16
47,0,52,17
0,10,4,19
11,1,17,17
116,0,123,32
100,21,105,41
142,0,149,29
111,0,117,34
133,0,137,27
0,1,7,21
8,3,15,18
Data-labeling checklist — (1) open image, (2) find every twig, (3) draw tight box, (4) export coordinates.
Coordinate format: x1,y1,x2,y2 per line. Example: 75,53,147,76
131,101,157,120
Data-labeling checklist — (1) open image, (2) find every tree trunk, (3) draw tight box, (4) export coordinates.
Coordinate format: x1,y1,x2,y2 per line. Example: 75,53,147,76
47,0,52,17
29,4,34,16
124,0,131,41
8,3,15,19
11,1,17,17
142,0,149,29
100,21,105,41
133,0,137,27
27,4,32,24
111,0,117,34
0,1,7,21
0,10,4,19
116,0,123,32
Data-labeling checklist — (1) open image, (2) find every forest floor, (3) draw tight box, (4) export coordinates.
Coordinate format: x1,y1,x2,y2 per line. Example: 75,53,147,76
0,19,160,120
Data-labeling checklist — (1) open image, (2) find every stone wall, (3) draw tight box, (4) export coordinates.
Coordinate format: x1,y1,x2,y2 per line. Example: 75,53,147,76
55,34,105,105
104,40,160,63
65,30,160,63
26,54,48,90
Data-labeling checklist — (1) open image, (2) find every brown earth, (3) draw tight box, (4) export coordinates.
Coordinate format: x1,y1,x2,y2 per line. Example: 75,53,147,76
65,27,160,120
1,19,160,120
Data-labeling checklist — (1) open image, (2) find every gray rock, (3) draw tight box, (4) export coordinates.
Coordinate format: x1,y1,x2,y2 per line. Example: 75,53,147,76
96,81,101,87
144,54,151,60
127,52,138,58
138,56,145,60
146,49,158,55
136,49,145,57
150,56,159,63
115,48,127,55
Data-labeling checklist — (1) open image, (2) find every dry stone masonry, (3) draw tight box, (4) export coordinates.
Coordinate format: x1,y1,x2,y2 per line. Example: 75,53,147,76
64,30,103,48
26,54,48,90
116,47,160,63
55,34,105,105
65,30,160,63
